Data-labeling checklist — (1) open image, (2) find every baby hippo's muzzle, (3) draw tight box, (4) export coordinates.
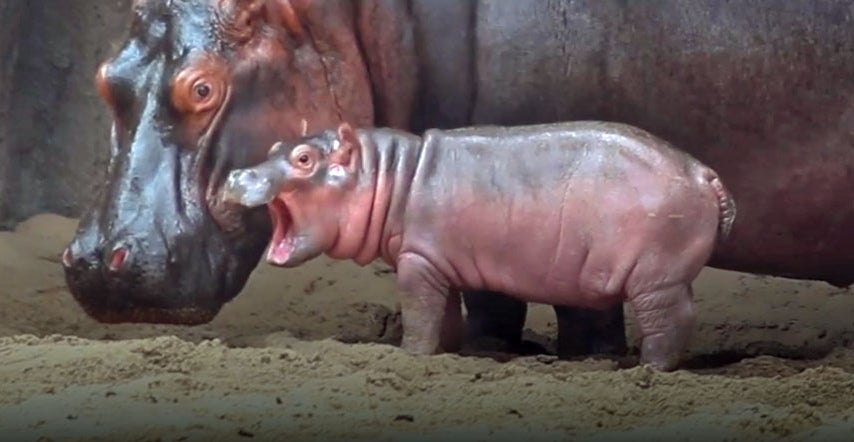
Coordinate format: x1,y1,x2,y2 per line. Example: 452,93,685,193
222,167,280,208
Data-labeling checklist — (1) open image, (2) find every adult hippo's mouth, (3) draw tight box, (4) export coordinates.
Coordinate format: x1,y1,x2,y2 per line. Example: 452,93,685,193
73,303,219,326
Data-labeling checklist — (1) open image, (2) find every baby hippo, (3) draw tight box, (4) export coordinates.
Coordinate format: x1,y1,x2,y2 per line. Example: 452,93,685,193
221,121,736,371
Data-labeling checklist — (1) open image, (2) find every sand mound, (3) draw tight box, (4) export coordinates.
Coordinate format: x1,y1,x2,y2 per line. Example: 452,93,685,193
0,213,853,441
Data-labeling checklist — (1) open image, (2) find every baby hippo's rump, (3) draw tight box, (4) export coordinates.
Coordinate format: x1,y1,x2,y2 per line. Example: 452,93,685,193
222,121,736,371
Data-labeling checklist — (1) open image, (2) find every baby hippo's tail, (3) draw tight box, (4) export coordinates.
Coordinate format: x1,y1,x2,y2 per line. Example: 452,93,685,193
701,168,737,242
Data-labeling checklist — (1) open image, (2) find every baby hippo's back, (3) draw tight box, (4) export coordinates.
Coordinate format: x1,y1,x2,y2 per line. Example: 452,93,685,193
401,121,727,308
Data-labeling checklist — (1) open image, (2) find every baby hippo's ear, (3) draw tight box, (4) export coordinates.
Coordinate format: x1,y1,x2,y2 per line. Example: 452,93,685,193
267,141,286,159
331,122,358,169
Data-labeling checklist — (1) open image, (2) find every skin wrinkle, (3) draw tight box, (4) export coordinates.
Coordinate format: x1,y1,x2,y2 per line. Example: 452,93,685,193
292,0,376,126
632,285,687,329
544,153,583,288
546,179,570,286
344,133,383,264
355,135,392,264
397,251,453,353
373,138,404,263
376,163,401,264
353,0,417,129
306,33,345,123
416,134,477,290
619,256,641,299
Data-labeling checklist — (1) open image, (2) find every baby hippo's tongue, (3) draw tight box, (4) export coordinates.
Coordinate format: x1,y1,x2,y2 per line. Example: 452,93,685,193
266,199,294,266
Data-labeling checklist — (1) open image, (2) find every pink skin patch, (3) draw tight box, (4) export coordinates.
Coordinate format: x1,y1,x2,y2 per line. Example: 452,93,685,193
266,199,294,266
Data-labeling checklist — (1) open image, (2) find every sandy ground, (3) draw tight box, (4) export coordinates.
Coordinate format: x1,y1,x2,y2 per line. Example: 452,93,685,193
0,214,853,442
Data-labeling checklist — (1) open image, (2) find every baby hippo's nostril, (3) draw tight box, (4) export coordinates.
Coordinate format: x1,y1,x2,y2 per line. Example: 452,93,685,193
61,247,74,268
108,246,129,272
223,168,275,208
231,169,258,187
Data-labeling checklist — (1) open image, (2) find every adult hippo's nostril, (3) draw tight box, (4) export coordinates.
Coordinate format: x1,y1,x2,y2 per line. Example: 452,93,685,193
107,246,130,273
61,247,74,268
64,236,101,273
63,215,260,325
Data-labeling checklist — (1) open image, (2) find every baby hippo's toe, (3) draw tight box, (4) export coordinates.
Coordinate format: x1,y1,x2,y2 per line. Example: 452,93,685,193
639,335,685,372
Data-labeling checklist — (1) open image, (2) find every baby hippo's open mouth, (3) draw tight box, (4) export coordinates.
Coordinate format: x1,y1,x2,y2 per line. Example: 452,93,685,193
267,199,295,266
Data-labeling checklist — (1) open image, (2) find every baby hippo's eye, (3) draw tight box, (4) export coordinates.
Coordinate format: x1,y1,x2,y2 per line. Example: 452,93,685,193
290,144,316,170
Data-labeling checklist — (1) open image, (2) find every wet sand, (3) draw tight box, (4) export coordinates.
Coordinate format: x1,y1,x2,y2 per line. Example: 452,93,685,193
0,214,853,442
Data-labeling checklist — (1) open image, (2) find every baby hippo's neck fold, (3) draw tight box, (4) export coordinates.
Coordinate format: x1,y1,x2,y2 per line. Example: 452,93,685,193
329,129,423,266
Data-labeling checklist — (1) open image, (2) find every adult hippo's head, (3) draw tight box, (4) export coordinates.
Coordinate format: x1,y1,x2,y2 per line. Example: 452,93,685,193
62,0,414,324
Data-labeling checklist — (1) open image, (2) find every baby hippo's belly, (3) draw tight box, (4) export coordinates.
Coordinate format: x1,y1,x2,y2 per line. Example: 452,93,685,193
452,234,630,309
399,126,723,309
405,176,717,310
413,202,622,310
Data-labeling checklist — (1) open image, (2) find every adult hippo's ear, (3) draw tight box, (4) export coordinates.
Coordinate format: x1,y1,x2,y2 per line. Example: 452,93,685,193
217,0,304,44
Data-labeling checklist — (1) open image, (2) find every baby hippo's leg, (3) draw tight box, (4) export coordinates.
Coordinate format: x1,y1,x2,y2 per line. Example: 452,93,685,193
396,253,457,355
628,284,696,371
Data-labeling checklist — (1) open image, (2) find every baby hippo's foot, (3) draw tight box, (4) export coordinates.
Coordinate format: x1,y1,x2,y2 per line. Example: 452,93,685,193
629,283,696,372
396,253,458,356
401,293,463,355
401,332,440,354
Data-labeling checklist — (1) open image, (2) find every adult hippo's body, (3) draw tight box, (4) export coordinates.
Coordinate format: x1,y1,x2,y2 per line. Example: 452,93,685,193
63,0,854,357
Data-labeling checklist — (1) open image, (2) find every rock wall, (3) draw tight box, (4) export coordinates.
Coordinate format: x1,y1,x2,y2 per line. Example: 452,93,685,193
0,0,132,228
0,0,27,227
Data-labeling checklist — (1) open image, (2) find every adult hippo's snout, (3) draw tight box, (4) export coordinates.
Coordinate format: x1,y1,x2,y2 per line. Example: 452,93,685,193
62,127,271,325
63,211,263,325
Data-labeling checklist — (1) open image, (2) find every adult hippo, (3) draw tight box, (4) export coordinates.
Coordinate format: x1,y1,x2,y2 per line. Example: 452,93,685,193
63,0,854,358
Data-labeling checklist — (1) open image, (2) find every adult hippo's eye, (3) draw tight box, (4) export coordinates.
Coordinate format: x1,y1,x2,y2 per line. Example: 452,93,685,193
298,153,310,165
169,57,229,148
171,61,226,115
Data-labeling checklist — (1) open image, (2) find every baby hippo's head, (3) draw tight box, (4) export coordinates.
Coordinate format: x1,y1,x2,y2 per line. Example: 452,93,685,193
221,123,362,268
